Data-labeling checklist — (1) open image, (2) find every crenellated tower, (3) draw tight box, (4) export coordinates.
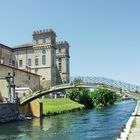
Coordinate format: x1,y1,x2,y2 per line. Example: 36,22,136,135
32,29,57,88
56,41,70,84
8,28,70,90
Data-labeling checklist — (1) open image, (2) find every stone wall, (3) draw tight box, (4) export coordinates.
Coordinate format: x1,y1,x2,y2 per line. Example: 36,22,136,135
0,64,40,92
40,80,51,90
0,103,19,123
0,44,13,65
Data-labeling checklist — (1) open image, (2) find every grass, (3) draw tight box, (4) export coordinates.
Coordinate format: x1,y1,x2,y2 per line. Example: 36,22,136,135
42,98,85,116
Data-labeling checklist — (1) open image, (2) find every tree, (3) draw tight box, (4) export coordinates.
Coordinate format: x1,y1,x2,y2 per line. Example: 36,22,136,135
67,88,80,101
67,87,93,108
91,89,117,108
67,78,117,108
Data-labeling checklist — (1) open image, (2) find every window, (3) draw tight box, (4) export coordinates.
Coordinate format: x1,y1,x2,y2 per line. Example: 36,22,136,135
12,60,15,66
0,57,4,64
46,37,49,43
28,59,32,66
42,48,46,54
58,48,61,53
38,39,43,44
9,59,12,65
58,58,62,72
33,40,37,44
58,58,61,62
59,63,62,72
34,48,36,52
19,60,22,67
52,56,54,66
35,58,38,65
34,48,38,57
42,55,46,65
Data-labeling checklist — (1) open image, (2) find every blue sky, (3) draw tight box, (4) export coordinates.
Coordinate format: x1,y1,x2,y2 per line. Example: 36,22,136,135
0,0,140,85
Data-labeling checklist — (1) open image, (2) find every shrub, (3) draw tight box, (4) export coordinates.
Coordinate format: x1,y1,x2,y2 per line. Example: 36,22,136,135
67,88,93,108
91,89,117,107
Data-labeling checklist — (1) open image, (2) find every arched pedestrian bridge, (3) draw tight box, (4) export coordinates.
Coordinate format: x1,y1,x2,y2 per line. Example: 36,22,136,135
20,76,140,105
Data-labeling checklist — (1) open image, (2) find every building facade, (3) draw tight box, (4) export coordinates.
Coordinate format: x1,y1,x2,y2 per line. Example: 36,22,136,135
0,64,40,92
0,44,13,65
56,41,70,84
0,29,70,89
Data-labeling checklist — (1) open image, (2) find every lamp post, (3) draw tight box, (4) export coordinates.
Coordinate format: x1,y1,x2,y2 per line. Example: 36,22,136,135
5,73,16,103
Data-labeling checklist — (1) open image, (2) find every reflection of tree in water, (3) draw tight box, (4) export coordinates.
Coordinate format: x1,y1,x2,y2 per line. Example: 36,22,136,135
30,115,70,132
0,111,88,140
24,116,70,139
47,115,70,133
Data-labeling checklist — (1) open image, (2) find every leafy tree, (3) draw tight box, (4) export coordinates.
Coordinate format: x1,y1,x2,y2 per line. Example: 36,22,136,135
67,87,93,108
67,78,118,109
67,88,80,101
78,88,93,108
91,89,117,108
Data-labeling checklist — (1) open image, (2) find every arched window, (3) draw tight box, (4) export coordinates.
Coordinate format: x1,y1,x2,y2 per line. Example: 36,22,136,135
42,55,46,65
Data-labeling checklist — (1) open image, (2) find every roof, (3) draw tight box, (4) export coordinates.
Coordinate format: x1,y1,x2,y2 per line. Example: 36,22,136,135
0,43,33,50
0,43,12,50
13,43,33,49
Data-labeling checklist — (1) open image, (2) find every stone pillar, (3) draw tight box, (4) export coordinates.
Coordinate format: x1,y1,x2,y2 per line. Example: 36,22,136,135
54,94,57,99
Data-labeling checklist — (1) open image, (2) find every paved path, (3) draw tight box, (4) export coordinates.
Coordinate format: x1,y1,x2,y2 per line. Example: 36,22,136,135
128,104,140,140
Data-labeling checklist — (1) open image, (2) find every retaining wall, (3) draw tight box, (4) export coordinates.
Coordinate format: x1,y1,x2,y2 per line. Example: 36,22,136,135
0,103,19,123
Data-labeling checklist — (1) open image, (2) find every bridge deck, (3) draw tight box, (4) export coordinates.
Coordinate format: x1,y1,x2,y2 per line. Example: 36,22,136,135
20,81,140,105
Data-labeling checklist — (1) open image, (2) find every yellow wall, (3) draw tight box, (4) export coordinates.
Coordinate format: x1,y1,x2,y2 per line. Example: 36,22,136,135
0,79,9,101
19,99,42,117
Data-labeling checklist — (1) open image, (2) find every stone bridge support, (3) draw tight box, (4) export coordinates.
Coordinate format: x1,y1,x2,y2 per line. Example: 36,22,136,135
19,99,42,118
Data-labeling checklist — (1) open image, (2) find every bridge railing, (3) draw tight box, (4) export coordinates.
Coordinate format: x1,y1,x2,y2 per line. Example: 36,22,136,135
70,76,140,93
51,83,72,89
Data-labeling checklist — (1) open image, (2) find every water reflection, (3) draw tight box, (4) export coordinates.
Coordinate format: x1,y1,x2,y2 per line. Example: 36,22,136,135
0,122,25,140
0,100,137,140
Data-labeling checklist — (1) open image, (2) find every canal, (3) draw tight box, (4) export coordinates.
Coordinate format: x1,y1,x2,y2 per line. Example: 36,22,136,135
0,100,136,140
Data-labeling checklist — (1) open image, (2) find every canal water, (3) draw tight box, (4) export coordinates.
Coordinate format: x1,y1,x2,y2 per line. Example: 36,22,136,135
0,100,136,140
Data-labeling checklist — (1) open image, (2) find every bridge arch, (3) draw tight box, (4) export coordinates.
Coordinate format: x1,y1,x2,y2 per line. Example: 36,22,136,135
20,76,140,105
20,83,122,105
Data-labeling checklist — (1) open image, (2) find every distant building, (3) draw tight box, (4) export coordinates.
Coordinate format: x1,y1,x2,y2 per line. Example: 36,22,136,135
0,29,70,89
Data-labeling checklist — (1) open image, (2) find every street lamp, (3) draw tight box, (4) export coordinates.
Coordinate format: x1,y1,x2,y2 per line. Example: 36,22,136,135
5,73,16,103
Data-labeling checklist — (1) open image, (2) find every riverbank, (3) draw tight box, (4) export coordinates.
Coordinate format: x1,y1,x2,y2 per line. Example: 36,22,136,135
117,100,139,140
42,98,85,116
128,101,140,140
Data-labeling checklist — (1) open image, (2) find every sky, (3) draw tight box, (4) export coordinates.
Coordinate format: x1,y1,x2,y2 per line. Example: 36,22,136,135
0,0,140,85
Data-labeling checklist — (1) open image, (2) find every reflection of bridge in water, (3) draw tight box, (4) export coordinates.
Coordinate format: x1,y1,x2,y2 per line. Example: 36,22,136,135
20,76,140,105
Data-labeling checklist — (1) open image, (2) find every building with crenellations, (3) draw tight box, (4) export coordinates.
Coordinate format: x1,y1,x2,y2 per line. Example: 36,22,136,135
0,28,70,90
